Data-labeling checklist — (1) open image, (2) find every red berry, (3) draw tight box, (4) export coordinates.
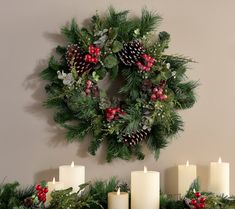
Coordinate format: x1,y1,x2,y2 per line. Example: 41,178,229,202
136,61,142,66
152,87,159,94
151,94,157,101
86,80,92,87
195,192,201,198
93,57,98,63
190,199,197,205
43,187,49,193
142,54,147,59
35,184,42,191
95,48,100,56
147,62,153,68
199,203,205,208
150,58,156,63
89,45,95,54
106,108,112,113
200,197,206,203
145,67,150,71
111,109,116,115
160,95,167,101
85,54,92,62
85,88,91,94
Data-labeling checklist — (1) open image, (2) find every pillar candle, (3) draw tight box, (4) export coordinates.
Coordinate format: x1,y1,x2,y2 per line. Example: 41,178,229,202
178,161,197,197
59,161,85,192
108,188,129,209
209,157,229,196
131,166,160,209
46,177,64,203
165,161,197,198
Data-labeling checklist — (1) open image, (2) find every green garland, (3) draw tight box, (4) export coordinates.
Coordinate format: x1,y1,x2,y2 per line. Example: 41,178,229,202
1,178,235,209
41,7,198,162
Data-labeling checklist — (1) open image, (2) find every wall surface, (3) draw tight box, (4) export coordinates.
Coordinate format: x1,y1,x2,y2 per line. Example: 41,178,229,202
0,0,235,194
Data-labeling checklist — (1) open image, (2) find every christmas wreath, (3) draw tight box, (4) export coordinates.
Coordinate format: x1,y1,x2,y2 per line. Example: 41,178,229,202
41,8,197,162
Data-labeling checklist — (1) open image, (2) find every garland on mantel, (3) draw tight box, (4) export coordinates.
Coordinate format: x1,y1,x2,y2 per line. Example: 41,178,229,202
40,7,198,162
0,178,235,209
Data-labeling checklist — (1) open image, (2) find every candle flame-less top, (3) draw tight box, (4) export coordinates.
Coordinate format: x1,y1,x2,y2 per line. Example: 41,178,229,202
218,157,222,164
71,161,75,167
186,160,189,167
144,166,148,173
117,187,121,195
52,177,56,184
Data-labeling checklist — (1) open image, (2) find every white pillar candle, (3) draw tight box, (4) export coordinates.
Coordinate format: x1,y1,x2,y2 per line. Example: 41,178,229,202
46,177,64,203
178,161,197,197
108,188,129,209
59,161,85,192
209,157,230,196
131,166,160,209
165,161,197,198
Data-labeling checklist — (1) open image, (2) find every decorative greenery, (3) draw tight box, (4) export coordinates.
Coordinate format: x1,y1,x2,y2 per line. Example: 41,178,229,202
0,181,45,209
1,178,235,209
41,7,198,162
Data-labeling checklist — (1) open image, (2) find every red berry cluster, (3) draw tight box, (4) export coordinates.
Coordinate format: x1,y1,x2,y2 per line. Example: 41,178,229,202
105,107,125,122
136,54,156,72
190,192,206,209
35,184,48,203
85,45,100,63
150,86,167,101
85,80,99,97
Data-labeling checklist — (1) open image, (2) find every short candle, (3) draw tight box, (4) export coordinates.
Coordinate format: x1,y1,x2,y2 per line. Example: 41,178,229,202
46,177,64,203
108,188,129,209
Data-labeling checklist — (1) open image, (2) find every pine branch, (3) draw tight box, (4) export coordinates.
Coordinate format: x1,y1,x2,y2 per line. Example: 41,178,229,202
172,81,198,109
106,139,131,162
119,68,142,99
139,9,162,37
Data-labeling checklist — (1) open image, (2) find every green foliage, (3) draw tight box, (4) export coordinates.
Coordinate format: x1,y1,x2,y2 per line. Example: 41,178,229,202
41,8,198,162
0,181,35,209
138,9,162,37
49,177,129,209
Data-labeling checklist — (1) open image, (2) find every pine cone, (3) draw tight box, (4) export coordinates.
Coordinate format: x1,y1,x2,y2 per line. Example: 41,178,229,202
66,44,92,76
118,40,145,66
122,126,150,146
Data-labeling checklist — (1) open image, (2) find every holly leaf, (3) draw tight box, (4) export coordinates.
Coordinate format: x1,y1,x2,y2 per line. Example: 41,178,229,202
112,40,123,53
104,55,118,69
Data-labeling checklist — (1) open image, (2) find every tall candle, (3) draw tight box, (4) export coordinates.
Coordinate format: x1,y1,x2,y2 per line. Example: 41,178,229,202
46,177,64,203
108,188,129,209
209,157,229,196
59,161,85,192
165,161,197,198
131,166,160,209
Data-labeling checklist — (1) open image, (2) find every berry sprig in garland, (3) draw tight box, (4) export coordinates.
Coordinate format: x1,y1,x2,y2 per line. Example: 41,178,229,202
41,8,198,162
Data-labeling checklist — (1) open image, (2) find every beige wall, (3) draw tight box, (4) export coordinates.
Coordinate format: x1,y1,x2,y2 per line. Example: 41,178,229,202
0,0,235,194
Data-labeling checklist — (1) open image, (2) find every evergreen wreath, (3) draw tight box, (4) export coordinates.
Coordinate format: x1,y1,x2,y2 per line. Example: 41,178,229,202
41,8,198,162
